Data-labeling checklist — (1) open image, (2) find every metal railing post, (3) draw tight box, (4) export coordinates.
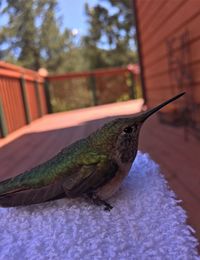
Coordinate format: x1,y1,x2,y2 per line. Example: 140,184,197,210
44,79,53,113
90,74,98,106
34,80,43,117
19,77,31,124
0,97,8,137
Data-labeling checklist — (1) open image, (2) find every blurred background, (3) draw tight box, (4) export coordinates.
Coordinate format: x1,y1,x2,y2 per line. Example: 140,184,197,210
0,0,141,112
0,0,199,249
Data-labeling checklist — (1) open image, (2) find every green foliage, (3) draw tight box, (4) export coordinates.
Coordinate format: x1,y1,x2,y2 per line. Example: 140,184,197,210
0,0,137,72
50,78,94,112
0,0,39,69
0,0,140,112
83,0,137,69
0,0,78,72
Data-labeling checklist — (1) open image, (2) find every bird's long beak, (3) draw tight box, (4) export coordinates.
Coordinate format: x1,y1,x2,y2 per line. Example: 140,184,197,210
138,92,185,123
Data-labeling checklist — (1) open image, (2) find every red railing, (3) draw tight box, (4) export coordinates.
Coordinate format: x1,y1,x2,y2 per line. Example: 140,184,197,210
0,62,139,138
0,61,47,137
47,65,140,112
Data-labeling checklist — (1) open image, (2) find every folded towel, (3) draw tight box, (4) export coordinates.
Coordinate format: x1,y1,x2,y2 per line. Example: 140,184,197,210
0,152,199,259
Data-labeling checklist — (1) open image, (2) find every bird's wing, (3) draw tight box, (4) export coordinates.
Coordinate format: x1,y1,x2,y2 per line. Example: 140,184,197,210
62,154,118,197
0,149,72,207
0,151,117,207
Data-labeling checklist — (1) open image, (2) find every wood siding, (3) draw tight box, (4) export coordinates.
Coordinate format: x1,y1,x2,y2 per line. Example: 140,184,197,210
135,0,200,110
134,0,200,248
0,62,48,137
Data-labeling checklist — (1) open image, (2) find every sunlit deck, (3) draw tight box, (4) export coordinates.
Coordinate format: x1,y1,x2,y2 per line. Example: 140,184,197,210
0,99,199,248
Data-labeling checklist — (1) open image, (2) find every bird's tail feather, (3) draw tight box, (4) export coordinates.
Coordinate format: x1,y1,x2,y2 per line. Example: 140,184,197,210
0,182,64,207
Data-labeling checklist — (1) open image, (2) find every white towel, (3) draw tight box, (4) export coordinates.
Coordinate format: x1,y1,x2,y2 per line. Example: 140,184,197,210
0,152,199,259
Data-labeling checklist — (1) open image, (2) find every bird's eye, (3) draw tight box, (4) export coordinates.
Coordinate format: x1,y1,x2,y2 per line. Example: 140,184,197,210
123,126,133,134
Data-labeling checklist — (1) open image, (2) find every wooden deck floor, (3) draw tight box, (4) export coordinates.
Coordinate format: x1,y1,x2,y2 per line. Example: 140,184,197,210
0,99,199,248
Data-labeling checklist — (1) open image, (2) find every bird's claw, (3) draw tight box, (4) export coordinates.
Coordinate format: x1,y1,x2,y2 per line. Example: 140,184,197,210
87,193,113,211
104,203,113,211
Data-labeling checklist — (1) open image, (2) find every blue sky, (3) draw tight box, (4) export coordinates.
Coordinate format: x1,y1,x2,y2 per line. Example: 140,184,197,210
0,1,128,50
58,0,99,36
0,0,99,36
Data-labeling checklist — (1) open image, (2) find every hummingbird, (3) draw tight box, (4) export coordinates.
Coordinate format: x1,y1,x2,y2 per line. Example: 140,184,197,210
0,93,185,210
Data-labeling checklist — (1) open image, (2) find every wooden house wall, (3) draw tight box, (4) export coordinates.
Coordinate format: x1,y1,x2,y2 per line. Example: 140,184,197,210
134,0,200,126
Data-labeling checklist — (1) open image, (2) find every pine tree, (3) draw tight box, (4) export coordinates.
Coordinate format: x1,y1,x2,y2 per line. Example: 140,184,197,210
83,0,137,69
0,0,74,72
0,0,39,69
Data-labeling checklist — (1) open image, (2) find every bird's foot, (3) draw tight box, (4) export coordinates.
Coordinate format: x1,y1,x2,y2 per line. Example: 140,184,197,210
102,201,113,211
86,193,113,211
94,197,113,211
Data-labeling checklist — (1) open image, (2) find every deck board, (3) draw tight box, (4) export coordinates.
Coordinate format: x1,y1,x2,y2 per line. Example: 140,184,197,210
0,99,199,248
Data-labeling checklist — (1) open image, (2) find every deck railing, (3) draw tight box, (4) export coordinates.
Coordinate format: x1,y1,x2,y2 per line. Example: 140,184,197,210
0,62,47,137
47,65,140,112
0,62,139,138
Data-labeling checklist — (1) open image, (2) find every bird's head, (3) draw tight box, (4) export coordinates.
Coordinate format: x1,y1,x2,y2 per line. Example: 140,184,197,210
92,92,185,164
